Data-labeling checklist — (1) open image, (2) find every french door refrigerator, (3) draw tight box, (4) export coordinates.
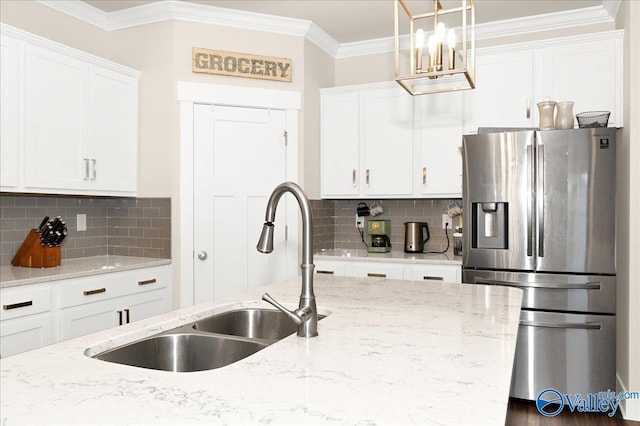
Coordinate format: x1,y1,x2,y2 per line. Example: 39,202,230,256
462,128,616,401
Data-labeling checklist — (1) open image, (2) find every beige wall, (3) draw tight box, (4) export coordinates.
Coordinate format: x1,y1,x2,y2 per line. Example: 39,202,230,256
615,0,640,421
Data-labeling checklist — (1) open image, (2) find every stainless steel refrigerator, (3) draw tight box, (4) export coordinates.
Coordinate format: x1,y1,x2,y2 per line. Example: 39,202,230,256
462,128,616,401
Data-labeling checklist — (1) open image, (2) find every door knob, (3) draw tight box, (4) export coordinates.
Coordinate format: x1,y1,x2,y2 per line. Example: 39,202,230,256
197,251,208,260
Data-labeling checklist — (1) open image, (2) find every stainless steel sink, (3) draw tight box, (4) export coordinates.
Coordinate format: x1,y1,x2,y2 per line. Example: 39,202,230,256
93,333,266,372
90,307,328,372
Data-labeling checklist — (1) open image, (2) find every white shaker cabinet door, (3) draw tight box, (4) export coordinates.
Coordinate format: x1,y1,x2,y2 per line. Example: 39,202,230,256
321,92,360,197
541,36,622,128
415,90,463,197
86,65,138,193
360,86,414,197
23,44,88,191
463,50,534,133
0,34,20,189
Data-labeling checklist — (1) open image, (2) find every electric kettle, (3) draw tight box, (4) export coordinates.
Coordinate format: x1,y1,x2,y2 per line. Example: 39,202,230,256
404,222,430,253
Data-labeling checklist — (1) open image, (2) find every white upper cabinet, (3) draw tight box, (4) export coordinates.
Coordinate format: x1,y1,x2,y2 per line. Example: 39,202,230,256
321,82,414,198
415,89,463,197
540,35,622,128
360,86,414,197
0,34,19,188
0,24,140,196
463,50,535,133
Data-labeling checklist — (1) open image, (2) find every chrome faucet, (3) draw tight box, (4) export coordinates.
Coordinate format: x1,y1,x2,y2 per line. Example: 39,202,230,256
257,182,318,338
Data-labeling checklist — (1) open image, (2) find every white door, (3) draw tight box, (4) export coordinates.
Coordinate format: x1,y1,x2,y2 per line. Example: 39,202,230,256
193,104,289,303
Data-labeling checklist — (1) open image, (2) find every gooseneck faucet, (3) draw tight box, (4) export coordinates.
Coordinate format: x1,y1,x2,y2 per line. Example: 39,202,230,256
257,182,318,338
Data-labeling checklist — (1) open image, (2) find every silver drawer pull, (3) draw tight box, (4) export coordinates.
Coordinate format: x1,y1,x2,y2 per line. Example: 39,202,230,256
520,320,602,330
83,288,106,296
423,276,444,281
475,278,601,290
3,301,33,310
368,273,386,278
138,279,157,286
316,270,334,275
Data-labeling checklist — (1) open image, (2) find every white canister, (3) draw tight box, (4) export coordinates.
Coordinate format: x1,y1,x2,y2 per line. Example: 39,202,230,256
555,101,575,129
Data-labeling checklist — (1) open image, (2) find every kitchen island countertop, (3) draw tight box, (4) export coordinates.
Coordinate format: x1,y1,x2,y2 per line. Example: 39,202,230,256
0,275,521,425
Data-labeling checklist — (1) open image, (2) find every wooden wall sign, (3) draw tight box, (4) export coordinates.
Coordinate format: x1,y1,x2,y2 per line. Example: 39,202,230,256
192,48,292,82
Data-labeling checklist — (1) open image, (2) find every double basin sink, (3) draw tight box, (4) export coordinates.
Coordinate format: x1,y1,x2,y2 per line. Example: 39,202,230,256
91,308,325,372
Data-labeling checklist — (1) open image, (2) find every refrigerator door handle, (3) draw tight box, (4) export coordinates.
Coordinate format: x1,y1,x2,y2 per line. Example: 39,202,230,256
527,144,534,257
537,144,545,257
475,278,602,290
519,320,602,330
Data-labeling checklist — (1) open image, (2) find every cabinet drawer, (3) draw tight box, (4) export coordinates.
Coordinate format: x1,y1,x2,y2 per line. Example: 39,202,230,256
406,264,460,283
346,262,405,280
59,266,169,308
314,260,346,276
0,313,53,357
1,285,52,321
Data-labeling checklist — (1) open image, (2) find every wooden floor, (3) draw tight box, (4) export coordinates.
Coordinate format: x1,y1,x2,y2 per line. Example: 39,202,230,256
506,398,639,426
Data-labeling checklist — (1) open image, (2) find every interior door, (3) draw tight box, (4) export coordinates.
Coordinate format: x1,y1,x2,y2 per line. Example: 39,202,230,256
193,104,289,303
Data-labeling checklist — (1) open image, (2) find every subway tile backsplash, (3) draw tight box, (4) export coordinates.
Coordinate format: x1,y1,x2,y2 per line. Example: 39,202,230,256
311,198,462,254
0,194,170,266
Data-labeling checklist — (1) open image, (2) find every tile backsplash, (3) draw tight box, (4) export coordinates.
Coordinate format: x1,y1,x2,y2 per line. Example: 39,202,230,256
0,195,170,266
311,198,462,254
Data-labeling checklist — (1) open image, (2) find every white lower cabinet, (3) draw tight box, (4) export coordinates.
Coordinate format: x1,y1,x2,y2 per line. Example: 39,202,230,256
58,266,170,342
0,283,53,358
314,258,461,283
0,265,171,357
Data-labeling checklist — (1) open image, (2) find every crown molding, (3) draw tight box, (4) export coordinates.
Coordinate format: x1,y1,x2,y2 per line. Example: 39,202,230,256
37,1,619,60
337,4,618,58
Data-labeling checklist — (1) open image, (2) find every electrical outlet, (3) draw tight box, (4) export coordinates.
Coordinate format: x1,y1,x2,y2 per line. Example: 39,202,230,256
77,214,87,231
442,214,450,229
355,215,364,229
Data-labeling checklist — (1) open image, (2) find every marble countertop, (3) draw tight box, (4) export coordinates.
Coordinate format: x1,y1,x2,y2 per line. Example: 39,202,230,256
0,255,172,288
0,275,521,425
316,248,462,265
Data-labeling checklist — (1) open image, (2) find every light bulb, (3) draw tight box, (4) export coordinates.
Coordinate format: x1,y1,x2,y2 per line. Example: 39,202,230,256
427,35,437,54
436,22,446,42
415,28,425,48
447,29,456,48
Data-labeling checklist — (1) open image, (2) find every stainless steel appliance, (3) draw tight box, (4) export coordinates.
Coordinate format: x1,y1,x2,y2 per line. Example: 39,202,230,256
462,128,616,401
368,220,391,253
404,222,430,253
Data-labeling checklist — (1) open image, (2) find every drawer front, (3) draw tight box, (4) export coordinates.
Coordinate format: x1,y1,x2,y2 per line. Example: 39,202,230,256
59,266,169,308
346,262,405,280
314,260,346,276
406,264,460,283
1,285,52,321
0,313,54,357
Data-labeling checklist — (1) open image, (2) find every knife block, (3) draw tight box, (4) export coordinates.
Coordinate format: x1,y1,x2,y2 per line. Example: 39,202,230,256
11,229,61,268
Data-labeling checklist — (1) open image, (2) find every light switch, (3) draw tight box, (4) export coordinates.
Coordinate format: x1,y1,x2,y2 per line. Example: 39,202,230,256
77,214,87,231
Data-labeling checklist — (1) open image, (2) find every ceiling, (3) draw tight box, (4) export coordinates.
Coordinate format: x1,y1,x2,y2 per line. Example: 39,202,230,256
83,0,604,44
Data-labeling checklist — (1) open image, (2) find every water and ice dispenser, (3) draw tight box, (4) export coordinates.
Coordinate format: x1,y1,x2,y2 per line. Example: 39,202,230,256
471,202,508,249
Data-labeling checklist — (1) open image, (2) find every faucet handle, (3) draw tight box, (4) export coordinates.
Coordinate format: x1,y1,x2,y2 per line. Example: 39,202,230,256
262,293,311,325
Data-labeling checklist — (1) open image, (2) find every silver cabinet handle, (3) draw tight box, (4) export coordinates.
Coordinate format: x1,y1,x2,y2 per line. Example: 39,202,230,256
3,301,33,310
423,276,444,281
366,169,370,186
367,273,386,278
84,158,90,180
138,279,157,286
352,169,357,187
520,320,601,330
526,98,531,119
422,167,427,185
316,270,334,275
83,288,106,296
197,251,208,260
91,159,97,180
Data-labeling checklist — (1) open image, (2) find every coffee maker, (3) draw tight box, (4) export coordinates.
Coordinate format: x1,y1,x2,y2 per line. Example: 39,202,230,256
367,220,391,253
